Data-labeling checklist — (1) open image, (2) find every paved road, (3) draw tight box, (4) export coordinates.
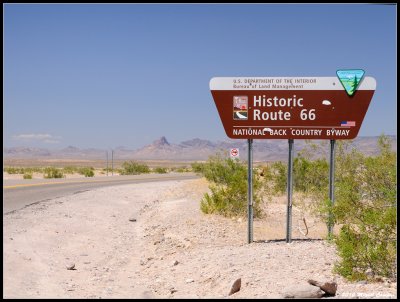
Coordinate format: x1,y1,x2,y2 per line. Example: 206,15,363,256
3,173,200,214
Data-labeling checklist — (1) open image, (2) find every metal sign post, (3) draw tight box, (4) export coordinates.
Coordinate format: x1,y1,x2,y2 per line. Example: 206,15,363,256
328,139,336,236
286,139,294,243
247,139,253,244
106,151,109,176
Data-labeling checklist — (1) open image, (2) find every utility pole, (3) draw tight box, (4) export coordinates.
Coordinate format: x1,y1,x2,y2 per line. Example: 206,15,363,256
112,149,114,176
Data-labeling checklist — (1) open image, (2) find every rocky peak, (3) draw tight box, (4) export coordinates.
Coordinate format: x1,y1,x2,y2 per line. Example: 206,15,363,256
152,136,170,147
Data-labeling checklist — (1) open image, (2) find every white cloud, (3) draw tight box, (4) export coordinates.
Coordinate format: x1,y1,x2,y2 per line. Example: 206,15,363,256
12,133,62,144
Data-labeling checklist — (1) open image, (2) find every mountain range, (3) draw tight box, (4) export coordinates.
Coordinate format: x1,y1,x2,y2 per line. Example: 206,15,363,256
3,135,397,162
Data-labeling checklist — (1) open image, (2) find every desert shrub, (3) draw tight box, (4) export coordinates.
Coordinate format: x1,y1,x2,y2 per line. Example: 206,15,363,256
5,167,45,174
262,156,329,197
260,135,396,280
176,166,190,173
299,137,396,280
23,173,33,179
102,167,116,174
43,167,65,179
78,167,95,177
294,157,329,193
199,153,262,218
120,161,150,175
154,167,168,174
4,167,25,174
330,135,396,280
191,162,206,174
263,161,287,194
25,167,44,174
63,166,78,174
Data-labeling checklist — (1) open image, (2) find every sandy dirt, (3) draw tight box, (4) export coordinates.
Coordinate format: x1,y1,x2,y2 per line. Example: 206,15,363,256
3,178,397,298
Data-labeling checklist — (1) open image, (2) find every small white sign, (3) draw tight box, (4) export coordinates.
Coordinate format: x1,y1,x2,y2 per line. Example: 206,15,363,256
230,148,239,158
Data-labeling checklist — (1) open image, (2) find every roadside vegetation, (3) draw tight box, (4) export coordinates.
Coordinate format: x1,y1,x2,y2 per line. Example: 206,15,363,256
196,135,396,281
331,136,396,281
62,166,95,177
176,166,191,173
197,152,263,218
153,167,168,174
4,167,44,174
261,134,396,281
5,166,95,177
191,162,206,174
78,167,95,177
167,166,189,173
120,161,150,175
43,167,65,179
23,173,33,179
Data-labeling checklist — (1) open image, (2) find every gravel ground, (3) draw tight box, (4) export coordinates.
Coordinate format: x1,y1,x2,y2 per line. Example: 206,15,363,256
3,178,397,298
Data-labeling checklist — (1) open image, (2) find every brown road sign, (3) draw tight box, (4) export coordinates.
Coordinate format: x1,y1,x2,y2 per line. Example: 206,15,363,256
210,77,376,140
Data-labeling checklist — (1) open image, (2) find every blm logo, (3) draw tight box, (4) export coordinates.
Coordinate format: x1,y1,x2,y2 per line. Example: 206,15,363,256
233,96,248,120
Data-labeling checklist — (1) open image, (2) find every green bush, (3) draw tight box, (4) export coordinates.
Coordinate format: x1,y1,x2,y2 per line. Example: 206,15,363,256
154,167,168,174
262,156,329,196
330,135,396,280
23,173,33,179
260,135,396,281
191,162,206,174
120,161,150,175
5,167,45,174
78,167,95,177
294,157,329,193
26,167,44,174
4,167,25,174
198,153,262,218
264,161,287,194
170,166,190,173
63,166,78,174
43,167,65,179
176,166,190,173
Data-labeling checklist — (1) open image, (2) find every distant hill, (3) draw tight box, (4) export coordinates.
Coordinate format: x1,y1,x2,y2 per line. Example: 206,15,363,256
3,147,51,157
3,135,397,162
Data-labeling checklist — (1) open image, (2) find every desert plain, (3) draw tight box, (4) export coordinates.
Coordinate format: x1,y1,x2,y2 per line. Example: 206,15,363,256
3,169,397,298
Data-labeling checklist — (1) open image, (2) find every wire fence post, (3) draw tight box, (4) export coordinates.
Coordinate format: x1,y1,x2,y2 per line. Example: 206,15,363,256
247,139,253,244
286,139,294,243
328,139,336,237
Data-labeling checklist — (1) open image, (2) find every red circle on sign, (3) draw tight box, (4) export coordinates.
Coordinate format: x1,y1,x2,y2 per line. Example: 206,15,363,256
231,149,238,156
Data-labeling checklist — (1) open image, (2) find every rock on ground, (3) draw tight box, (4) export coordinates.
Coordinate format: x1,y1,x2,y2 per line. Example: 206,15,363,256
228,278,241,296
282,284,325,298
308,279,337,295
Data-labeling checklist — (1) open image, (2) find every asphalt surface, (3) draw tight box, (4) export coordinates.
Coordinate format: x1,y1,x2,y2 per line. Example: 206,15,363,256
3,173,199,214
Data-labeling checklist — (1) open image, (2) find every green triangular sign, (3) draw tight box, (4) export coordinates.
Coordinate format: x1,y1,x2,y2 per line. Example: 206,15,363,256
336,69,365,96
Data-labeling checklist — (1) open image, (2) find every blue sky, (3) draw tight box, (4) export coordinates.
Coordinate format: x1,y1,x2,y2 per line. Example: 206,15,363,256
4,4,397,149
